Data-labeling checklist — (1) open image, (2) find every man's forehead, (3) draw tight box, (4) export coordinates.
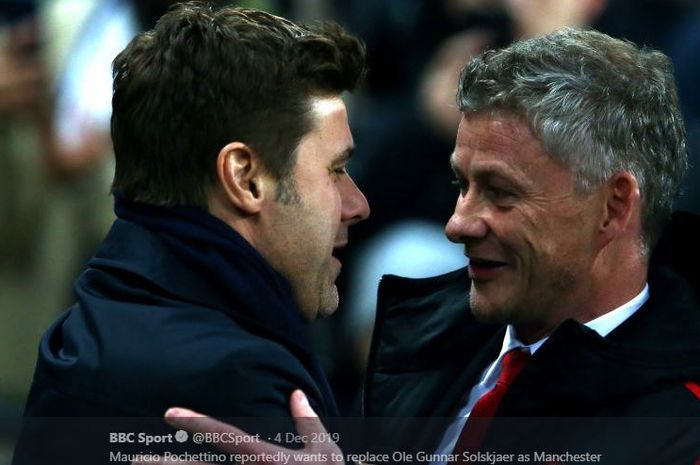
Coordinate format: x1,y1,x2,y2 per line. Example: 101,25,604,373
309,96,346,119
449,149,525,182
451,113,562,182
456,113,536,150
453,115,529,166
296,95,354,163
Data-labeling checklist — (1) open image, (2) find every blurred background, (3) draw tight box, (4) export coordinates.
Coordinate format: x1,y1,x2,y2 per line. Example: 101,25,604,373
2,0,700,461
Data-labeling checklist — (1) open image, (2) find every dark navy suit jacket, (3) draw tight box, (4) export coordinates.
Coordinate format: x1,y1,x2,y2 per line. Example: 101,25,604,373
13,219,338,464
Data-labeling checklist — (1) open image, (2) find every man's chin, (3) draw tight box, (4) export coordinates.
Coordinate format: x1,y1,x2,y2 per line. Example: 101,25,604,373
317,284,340,319
469,292,511,325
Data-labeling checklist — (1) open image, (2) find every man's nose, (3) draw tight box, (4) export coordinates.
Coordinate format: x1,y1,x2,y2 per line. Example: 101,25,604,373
444,192,489,243
341,176,370,225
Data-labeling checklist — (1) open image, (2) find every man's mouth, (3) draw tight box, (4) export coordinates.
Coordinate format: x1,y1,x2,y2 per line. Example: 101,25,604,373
468,257,507,279
469,257,507,268
332,243,347,263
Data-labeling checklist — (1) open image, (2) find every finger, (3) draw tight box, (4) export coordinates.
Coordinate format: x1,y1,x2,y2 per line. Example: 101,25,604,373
164,408,280,456
289,390,327,439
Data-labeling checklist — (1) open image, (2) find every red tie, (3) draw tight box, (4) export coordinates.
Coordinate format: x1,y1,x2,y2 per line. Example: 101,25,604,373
451,348,531,457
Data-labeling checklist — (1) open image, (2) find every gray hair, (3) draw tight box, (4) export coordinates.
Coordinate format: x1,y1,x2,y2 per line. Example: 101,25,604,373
457,28,687,255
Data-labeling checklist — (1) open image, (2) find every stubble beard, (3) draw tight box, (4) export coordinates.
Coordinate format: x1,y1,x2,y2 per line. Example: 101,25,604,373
315,258,340,318
317,284,339,318
468,262,581,335
469,285,516,325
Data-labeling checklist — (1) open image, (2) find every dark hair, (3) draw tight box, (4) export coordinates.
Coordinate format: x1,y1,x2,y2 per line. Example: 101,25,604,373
111,1,365,206
458,28,687,255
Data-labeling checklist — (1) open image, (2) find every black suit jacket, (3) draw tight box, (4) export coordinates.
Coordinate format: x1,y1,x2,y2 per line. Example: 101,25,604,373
13,219,338,464
364,212,700,464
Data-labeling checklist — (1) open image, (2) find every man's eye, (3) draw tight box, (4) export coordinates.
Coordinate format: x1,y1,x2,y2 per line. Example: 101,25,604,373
486,186,515,202
331,167,347,179
451,178,468,194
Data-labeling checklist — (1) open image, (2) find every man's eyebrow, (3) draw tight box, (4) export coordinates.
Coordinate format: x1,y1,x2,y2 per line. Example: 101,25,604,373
472,164,520,181
333,146,355,164
449,153,523,185
449,152,458,172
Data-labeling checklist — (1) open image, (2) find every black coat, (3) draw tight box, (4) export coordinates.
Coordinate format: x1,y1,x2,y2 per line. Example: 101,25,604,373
13,219,338,464
364,212,700,464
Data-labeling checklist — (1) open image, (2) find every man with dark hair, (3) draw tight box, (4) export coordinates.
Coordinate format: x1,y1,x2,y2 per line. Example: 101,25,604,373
13,2,368,463
161,28,700,465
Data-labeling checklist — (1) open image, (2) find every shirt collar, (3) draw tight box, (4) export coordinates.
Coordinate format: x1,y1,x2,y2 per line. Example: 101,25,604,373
500,283,650,356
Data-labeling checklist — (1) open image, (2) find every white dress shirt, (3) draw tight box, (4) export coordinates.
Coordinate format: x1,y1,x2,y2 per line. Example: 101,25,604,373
430,284,650,465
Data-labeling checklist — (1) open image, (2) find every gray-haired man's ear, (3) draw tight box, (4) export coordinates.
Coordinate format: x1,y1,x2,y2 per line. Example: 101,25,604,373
598,171,641,248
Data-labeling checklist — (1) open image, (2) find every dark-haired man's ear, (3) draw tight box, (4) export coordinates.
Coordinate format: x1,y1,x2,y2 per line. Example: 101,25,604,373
216,142,268,214
598,171,641,247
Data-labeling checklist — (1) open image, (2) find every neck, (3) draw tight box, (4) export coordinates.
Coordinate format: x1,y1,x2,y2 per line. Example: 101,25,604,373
208,192,258,248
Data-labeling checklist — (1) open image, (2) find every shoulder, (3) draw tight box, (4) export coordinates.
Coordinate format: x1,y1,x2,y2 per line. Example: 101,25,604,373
611,381,700,418
32,299,323,419
370,266,498,373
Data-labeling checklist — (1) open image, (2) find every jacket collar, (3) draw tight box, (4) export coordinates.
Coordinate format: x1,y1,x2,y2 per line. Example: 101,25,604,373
503,264,700,415
90,216,312,359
